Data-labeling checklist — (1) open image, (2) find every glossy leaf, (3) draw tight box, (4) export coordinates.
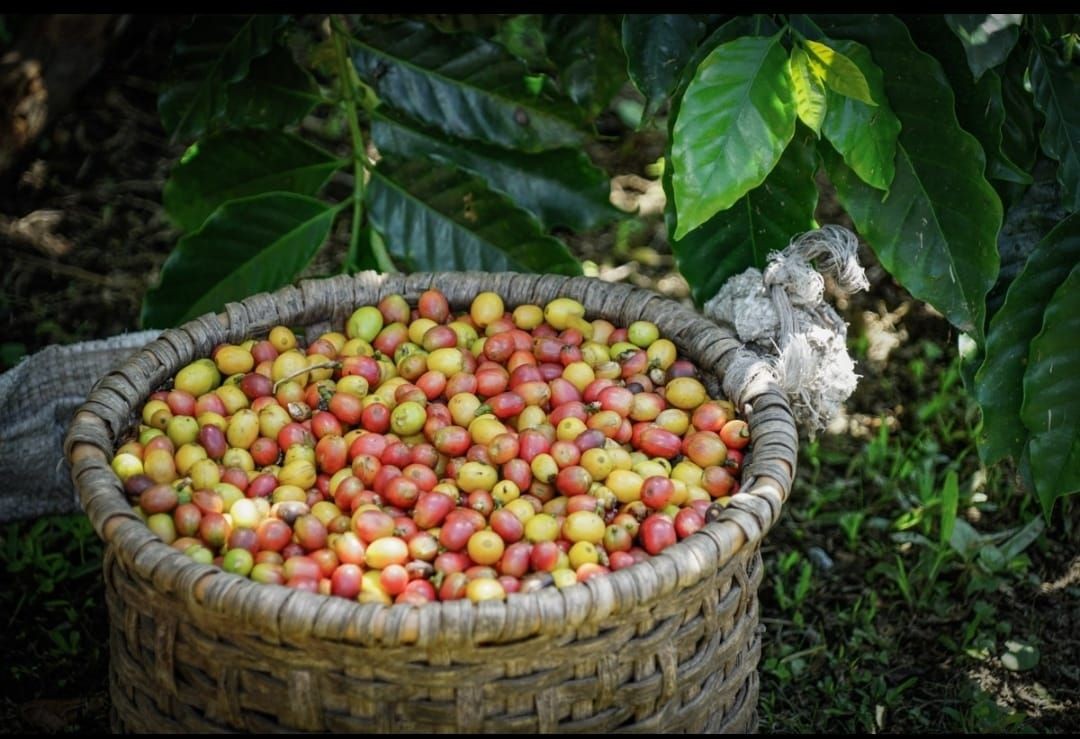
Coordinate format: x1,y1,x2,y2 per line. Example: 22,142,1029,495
1000,43,1039,181
818,39,899,192
975,214,1080,464
1030,43,1080,212
671,15,780,100
622,14,706,121
668,130,819,305
158,15,287,142
985,166,1070,322
803,40,876,105
813,14,1001,340
944,14,1022,81
370,109,618,232
225,43,323,130
905,16,1031,186
789,47,826,136
670,34,795,239
366,157,582,276
1027,429,1080,520
545,15,627,120
1021,263,1080,518
163,130,344,232
351,20,587,152
141,193,338,328
972,72,1032,185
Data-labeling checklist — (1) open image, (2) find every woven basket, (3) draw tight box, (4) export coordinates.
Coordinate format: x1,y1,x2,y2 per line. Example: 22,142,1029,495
64,271,797,733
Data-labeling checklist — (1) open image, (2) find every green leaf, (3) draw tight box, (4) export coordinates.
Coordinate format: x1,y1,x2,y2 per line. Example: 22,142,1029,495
493,15,553,71
985,164,1070,322
1027,429,1080,519
1001,515,1045,562
366,157,583,276
662,14,790,305
975,215,1080,464
970,72,1032,185
818,39,900,192
1021,263,1080,517
1000,44,1039,182
668,129,819,305
141,194,338,328
949,518,983,560
945,14,1023,81
224,43,323,129
671,34,796,239
813,14,1001,340
802,40,877,105
622,14,706,122
163,130,344,233
370,109,618,232
788,48,827,136
351,20,587,152
671,15,780,99
1030,43,1080,212
940,469,959,546
545,15,627,120
158,15,287,142
905,16,1032,186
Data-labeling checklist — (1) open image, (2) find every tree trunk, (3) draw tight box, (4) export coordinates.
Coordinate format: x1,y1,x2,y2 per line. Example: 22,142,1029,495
0,14,127,177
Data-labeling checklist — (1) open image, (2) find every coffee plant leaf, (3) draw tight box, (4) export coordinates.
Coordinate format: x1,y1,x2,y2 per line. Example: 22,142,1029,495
142,193,336,327
366,157,582,276
371,108,618,232
670,33,796,239
351,20,588,152
159,14,287,141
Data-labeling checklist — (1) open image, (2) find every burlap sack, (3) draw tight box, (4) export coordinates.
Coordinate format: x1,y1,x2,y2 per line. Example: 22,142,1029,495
0,330,158,522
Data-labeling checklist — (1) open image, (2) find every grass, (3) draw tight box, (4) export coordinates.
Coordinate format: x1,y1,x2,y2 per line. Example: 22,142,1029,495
757,337,1075,733
4,339,1074,733
1,515,110,732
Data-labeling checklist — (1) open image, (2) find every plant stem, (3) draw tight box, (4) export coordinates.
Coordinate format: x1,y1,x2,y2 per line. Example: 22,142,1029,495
331,16,396,274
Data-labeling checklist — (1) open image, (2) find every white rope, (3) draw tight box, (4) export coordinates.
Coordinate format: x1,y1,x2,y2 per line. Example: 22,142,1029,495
704,225,867,436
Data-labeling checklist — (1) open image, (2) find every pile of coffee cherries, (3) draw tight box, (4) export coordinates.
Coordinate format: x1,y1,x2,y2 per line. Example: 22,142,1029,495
111,290,749,604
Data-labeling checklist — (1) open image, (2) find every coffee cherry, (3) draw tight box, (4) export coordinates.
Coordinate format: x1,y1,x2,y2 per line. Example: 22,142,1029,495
175,358,221,397
116,288,752,602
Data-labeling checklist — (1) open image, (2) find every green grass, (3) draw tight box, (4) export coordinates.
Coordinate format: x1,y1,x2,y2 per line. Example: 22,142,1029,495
0,515,110,732
757,340,1073,733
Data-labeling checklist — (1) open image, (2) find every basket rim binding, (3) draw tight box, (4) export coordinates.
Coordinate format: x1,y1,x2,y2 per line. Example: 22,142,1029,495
64,270,797,650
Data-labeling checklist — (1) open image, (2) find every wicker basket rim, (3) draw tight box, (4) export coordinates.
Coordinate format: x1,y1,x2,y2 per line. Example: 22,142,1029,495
65,270,797,648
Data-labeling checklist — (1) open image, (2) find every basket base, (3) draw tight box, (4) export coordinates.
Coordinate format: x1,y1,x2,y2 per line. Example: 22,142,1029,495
104,535,765,733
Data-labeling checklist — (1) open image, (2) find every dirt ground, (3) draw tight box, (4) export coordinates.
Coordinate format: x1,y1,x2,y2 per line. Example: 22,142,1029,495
1,15,1076,734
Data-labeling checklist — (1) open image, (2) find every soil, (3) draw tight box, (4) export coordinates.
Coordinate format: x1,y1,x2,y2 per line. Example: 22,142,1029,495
1,15,1076,734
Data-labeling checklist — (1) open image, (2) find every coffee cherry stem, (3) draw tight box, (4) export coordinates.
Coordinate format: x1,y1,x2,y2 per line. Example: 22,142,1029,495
273,361,341,394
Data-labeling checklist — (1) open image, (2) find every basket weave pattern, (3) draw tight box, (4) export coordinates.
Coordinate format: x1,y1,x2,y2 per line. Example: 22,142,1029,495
65,272,797,733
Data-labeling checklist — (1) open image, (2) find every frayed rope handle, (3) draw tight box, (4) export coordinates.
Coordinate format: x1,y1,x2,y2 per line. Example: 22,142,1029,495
703,224,869,438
